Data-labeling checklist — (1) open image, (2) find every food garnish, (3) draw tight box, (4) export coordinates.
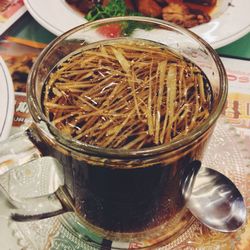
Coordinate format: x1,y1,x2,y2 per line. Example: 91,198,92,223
85,0,152,36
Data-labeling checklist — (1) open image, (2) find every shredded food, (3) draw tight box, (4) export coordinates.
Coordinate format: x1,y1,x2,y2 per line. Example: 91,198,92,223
43,39,212,149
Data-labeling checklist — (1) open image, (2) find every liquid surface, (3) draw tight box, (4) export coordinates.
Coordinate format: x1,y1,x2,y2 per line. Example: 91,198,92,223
42,39,212,150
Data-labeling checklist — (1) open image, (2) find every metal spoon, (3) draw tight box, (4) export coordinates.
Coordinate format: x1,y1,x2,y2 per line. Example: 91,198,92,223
182,161,247,232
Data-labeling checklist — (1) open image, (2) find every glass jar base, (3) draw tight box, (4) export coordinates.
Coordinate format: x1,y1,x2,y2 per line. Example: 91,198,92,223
60,207,195,249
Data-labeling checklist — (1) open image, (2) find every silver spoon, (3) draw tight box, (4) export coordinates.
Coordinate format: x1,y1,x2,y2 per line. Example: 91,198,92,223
182,161,247,232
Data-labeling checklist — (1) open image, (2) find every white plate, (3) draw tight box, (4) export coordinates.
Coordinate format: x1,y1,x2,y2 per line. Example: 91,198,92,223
24,0,250,49
0,57,14,142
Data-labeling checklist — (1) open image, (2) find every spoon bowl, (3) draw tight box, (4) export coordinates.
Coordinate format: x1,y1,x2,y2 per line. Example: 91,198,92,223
183,161,247,232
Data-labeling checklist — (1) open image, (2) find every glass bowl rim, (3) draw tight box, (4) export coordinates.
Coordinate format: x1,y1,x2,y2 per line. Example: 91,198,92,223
27,16,228,158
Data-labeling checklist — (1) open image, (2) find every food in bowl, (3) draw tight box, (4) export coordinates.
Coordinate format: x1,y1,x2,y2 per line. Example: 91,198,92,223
66,0,217,28
43,38,213,149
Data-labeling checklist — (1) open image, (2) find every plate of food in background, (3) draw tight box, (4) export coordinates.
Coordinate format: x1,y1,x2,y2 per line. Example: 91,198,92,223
0,56,14,141
24,0,250,49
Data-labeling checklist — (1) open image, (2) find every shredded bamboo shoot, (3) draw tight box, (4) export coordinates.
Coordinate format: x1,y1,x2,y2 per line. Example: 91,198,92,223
42,39,212,149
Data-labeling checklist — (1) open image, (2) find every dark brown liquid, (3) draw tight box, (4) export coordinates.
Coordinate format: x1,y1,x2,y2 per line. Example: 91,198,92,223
29,126,210,235
37,39,213,235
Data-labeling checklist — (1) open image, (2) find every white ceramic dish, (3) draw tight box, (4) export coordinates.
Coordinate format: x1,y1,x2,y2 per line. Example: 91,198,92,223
0,56,14,141
24,0,250,49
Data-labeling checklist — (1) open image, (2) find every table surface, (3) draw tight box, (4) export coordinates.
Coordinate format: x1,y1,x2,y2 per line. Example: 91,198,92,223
0,11,250,250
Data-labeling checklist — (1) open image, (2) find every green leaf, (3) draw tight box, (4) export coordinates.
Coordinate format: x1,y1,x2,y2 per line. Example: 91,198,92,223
85,0,154,35
85,0,127,21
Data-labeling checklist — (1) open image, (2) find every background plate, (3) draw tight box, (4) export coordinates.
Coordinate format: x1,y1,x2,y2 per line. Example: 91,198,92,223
24,0,250,49
0,56,14,141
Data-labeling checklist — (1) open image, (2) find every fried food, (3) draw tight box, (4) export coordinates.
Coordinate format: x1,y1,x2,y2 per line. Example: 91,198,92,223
184,0,216,6
162,2,211,28
66,0,216,28
136,0,162,17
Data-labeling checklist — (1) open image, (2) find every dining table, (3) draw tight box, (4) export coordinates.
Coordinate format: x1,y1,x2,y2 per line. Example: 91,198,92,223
0,6,250,250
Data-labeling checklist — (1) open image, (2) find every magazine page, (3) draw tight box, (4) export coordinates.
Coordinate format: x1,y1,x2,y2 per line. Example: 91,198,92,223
221,57,250,149
0,37,46,134
0,0,26,35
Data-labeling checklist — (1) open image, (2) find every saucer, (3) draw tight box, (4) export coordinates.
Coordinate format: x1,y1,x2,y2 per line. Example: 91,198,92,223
8,117,250,249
